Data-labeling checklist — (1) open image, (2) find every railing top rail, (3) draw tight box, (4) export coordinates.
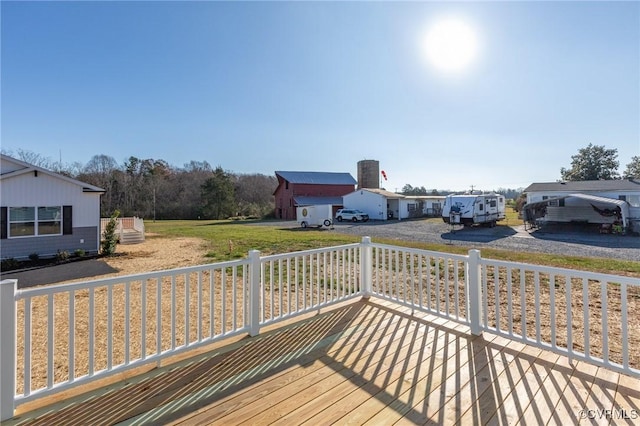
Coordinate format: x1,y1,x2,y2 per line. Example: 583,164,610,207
260,243,361,262
370,242,470,261
15,258,250,299
480,257,640,286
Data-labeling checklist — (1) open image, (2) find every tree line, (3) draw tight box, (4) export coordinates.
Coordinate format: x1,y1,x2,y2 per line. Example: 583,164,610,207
4,143,638,220
4,150,277,220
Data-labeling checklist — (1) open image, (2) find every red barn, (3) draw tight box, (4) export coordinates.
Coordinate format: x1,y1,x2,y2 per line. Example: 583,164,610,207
274,171,357,220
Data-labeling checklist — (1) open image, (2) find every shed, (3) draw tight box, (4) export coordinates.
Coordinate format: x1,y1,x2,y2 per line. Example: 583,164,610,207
342,188,405,220
0,154,105,260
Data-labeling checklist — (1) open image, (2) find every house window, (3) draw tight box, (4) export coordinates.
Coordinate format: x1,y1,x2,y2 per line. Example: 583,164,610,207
38,206,62,235
407,203,416,212
9,207,35,237
9,206,62,237
548,199,564,207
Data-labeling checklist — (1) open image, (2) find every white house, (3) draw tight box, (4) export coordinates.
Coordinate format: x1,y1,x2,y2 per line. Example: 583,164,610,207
343,189,446,221
522,179,640,233
0,154,105,260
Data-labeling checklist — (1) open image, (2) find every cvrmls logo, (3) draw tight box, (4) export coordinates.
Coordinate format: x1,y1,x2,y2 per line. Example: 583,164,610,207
302,208,308,217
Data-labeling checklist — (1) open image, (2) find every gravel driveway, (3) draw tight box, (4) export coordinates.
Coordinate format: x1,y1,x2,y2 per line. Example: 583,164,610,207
267,219,640,262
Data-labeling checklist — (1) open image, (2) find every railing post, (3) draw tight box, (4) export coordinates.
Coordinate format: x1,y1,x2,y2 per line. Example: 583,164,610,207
361,237,372,298
467,250,483,336
1,279,17,422
248,250,261,337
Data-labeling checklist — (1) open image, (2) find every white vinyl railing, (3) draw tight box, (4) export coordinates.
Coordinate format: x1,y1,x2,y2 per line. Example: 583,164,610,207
100,216,145,240
1,237,638,420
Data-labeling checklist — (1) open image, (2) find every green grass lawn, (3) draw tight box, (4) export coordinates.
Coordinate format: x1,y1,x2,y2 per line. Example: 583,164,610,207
145,219,640,277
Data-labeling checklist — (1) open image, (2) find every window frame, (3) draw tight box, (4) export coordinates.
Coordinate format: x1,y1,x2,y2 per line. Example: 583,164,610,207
8,206,63,238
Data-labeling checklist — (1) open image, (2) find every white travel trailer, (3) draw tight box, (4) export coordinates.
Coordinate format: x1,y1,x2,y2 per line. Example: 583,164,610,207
442,193,506,227
297,204,333,228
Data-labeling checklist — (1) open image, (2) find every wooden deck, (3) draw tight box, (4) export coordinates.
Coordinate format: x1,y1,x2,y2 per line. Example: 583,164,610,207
7,299,640,425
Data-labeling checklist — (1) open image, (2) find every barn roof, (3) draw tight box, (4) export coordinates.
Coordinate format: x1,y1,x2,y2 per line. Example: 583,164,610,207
275,171,356,185
524,179,640,193
293,196,344,206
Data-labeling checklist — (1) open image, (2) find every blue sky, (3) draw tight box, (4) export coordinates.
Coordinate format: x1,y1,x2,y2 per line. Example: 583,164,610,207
2,1,639,192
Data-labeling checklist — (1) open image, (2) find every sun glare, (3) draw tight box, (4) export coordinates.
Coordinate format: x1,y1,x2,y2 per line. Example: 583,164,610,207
423,18,479,73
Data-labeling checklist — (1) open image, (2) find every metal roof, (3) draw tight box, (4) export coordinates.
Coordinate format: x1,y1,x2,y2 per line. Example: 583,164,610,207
275,171,357,185
349,188,405,199
524,179,640,193
293,196,344,206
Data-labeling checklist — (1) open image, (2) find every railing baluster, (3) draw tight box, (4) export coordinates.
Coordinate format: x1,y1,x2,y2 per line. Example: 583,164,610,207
550,275,556,349
520,269,526,341
494,265,500,331
89,287,95,373
221,269,226,334
269,260,274,320
107,286,113,370
47,294,54,389
232,266,237,331
185,274,190,346
24,297,32,396
582,277,590,359
171,276,176,350
601,280,608,363
621,282,629,369
565,275,573,359
140,281,146,360
302,256,307,309
287,258,292,315
427,255,432,311
506,268,512,335
156,277,162,356
124,283,130,364
69,290,75,382
534,272,541,344
197,272,203,342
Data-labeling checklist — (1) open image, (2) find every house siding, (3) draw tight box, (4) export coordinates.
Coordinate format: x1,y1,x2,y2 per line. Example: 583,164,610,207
1,226,100,260
1,154,104,258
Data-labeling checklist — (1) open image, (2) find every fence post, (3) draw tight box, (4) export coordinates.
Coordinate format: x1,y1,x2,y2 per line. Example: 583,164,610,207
467,250,483,336
0,279,17,422
248,250,261,337
361,237,372,298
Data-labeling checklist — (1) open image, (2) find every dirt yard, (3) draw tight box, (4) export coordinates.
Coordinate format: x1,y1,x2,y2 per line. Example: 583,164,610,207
79,234,210,281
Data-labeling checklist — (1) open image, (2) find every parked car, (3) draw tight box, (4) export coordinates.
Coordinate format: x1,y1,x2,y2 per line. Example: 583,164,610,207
335,209,369,222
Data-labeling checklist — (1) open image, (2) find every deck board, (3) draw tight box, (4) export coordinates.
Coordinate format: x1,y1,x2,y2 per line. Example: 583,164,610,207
6,299,639,426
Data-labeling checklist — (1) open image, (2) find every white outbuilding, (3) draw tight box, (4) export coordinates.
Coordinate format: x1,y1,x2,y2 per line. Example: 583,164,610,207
343,189,447,221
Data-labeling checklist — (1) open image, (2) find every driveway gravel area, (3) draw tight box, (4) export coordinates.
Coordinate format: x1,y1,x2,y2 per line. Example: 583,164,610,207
267,219,640,262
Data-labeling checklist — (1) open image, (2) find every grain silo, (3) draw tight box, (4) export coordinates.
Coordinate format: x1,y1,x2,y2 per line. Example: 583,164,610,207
357,160,380,189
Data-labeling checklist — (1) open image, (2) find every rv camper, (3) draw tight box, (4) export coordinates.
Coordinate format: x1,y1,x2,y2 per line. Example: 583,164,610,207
297,204,333,228
442,194,506,227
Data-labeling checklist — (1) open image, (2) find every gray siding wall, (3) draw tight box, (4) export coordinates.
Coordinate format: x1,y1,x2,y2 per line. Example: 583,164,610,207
1,227,99,260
